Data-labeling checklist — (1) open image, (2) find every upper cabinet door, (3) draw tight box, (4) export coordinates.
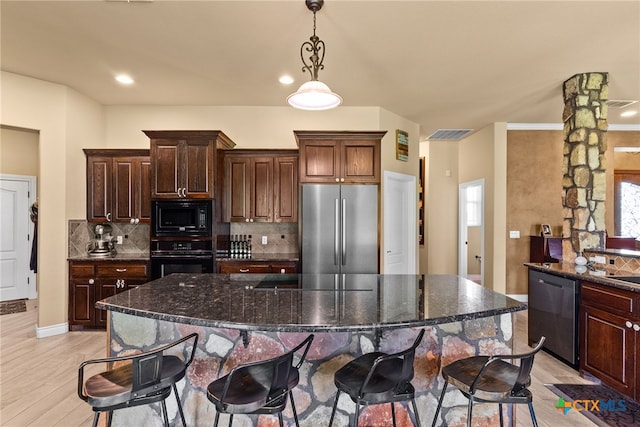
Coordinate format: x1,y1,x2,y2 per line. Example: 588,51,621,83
294,131,385,184
274,156,298,223
297,139,340,183
86,155,113,222
145,130,235,200
251,157,274,222
150,139,182,199
183,139,214,198
225,155,251,222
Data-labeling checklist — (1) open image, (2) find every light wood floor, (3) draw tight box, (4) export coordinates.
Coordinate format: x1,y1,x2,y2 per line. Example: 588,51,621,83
0,301,597,426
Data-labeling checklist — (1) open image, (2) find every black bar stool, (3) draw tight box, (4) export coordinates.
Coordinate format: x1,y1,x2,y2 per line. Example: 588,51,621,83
328,329,425,427
206,334,314,427
77,333,198,427
431,337,545,427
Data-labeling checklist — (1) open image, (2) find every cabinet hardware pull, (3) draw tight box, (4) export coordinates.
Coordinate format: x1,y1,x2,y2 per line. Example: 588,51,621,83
626,321,633,328
106,212,112,221
634,324,640,332
335,178,340,182
88,279,94,285
116,268,127,272
239,268,250,273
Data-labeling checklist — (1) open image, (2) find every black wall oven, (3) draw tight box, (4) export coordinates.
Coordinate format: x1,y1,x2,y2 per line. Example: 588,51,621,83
150,240,214,279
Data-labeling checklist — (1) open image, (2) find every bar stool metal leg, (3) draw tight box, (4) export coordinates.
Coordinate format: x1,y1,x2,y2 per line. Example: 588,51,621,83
411,398,421,427
432,381,448,427
391,402,397,427
328,389,341,427
528,402,539,427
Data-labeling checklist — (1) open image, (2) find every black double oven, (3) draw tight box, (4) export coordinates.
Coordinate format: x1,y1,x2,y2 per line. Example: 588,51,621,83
150,200,215,279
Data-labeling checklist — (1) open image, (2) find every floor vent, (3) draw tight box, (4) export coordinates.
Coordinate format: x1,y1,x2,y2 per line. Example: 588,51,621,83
427,129,474,141
607,100,638,108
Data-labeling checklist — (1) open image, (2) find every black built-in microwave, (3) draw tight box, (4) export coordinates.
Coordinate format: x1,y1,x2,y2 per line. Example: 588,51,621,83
152,200,212,237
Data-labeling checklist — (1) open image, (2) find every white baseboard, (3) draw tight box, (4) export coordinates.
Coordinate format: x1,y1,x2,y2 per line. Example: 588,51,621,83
35,322,68,338
507,294,528,303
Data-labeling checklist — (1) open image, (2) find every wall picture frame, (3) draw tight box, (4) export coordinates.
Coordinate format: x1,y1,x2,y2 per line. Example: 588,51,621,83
396,129,409,161
541,224,552,236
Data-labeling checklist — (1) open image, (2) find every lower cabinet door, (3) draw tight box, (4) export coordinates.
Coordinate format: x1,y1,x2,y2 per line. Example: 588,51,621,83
580,305,635,397
69,280,95,327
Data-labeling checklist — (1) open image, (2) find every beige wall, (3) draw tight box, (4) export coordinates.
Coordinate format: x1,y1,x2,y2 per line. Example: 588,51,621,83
458,123,507,293
0,126,39,176
614,152,640,170
1,72,104,332
506,130,564,296
379,108,421,272
505,129,639,296
425,140,459,274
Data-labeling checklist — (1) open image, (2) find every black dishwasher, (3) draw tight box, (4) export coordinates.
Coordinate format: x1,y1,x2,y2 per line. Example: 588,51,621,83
528,269,579,368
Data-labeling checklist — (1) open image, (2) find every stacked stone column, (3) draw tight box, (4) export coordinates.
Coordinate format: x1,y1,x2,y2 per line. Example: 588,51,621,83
562,72,608,259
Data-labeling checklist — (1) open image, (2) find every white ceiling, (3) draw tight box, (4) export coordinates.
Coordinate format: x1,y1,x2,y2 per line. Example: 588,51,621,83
2,0,639,139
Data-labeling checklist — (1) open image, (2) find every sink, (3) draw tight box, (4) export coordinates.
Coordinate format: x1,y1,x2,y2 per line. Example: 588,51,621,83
612,276,640,284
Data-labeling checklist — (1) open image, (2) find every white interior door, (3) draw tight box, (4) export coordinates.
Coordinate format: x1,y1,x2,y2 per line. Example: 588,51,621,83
458,180,484,284
383,171,417,274
0,176,36,301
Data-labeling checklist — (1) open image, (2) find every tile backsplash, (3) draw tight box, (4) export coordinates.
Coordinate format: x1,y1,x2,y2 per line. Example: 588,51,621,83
229,222,298,255
69,220,150,257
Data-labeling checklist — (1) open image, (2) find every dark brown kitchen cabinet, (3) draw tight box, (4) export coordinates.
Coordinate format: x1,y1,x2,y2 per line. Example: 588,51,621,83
580,281,640,400
84,149,150,224
145,130,235,199
294,131,385,183
223,150,298,223
69,260,149,330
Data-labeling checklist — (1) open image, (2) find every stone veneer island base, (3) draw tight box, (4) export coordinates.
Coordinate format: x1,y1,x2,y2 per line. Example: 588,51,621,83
99,274,526,427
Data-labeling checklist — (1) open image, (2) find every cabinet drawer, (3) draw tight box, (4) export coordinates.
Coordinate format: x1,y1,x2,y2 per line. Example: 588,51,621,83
271,262,298,274
581,282,636,317
219,262,272,274
95,263,148,278
70,263,96,278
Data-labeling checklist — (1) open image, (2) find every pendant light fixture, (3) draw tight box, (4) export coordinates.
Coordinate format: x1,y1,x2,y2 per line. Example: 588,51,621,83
287,0,342,110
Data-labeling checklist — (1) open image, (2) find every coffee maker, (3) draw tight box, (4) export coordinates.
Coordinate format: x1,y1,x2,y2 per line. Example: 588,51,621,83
87,224,116,257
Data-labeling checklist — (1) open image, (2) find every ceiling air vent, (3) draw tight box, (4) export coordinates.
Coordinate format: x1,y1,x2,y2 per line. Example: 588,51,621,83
427,129,474,141
606,100,638,108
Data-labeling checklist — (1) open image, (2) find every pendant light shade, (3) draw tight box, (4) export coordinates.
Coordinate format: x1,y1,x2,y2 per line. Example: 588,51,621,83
288,0,342,110
287,80,342,110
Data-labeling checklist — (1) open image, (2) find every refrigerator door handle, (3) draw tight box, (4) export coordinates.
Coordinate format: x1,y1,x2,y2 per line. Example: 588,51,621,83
342,198,347,265
334,198,340,266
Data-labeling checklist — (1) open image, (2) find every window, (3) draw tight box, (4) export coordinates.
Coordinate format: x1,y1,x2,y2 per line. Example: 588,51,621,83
614,170,640,238
466,184,482,227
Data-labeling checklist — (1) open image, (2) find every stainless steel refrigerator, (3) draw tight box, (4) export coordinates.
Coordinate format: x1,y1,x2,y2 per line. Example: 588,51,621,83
301,184,378,273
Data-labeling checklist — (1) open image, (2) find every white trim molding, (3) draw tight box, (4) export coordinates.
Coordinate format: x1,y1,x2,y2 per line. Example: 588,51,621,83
35,322,68,338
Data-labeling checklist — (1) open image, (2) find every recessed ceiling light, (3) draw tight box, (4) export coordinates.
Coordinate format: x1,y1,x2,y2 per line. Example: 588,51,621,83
620,110,638,118
279,75,294,85
115,74,134,85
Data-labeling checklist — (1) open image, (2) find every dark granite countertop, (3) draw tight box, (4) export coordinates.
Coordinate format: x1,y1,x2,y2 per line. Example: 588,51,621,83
97,273,526,332
68,253,149,262
216,253,299,262
525,262,640,293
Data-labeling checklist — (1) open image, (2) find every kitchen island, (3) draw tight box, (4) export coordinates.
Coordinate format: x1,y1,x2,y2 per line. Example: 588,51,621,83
98,273,526,426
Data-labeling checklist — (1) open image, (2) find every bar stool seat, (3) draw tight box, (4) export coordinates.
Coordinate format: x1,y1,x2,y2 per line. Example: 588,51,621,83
78,333,198,427
206,334,314,427
329,329,424,427
431,337,545,427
